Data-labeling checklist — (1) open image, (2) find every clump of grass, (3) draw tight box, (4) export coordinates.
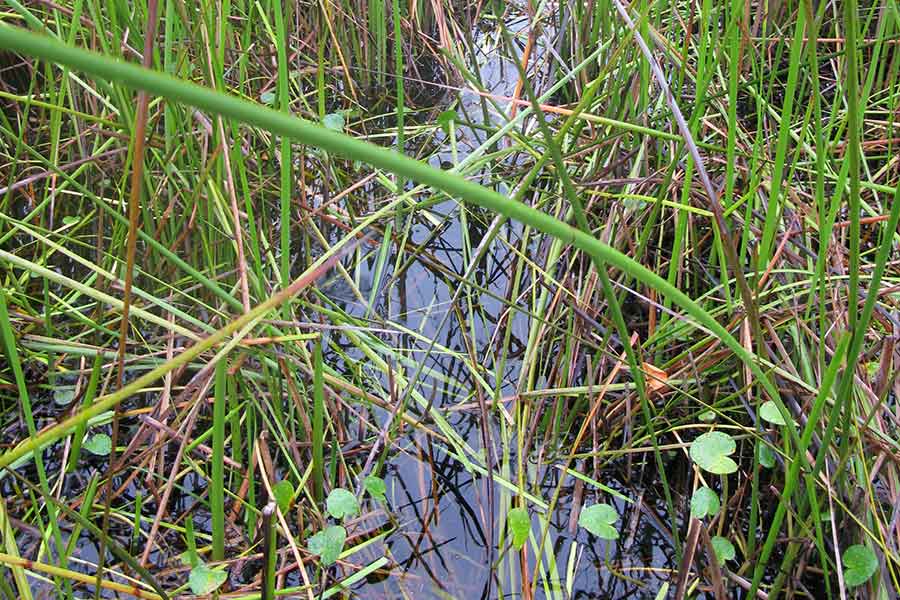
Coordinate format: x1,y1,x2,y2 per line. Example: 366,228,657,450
0,0,899,598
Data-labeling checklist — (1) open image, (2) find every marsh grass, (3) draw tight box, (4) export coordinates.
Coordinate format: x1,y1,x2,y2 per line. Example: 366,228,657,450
0,0,899,598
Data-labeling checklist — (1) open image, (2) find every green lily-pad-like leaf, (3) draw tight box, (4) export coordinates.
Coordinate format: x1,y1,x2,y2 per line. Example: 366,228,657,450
179,548,199,568
690,486,720,519
760,401,792,426
437,110,458,135
322,112,345,132
578,503,619,540
326,488,359,520
188,562,228,595
507,507,530,550
757,441,776,469
843,544,878,587
272,480,294,513
711,536,735,562
363,475,386,502
83,433,112,456
54,388,76,406
62,215,80,226
308,525,346,566
698,410,717,422
689,431,738,475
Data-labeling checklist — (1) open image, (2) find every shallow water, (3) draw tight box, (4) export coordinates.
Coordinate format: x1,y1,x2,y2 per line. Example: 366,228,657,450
0,12,774,600
312,20,691,599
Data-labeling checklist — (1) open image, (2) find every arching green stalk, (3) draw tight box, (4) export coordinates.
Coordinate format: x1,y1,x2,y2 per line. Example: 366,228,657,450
0,24,795,470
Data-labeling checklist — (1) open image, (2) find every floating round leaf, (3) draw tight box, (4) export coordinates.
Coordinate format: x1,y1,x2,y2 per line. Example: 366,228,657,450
83,433,112,456
272,480,294,513
178,550,196,567
711,536,735,562
326,487,359,520
322,112,345,132
363,475,386,502
689,431,738,475
188,562,228,595
757,441,776,469
308,525,347,566
578,503,619,540
54,388,76,406
507,507,530,550
690,486,720,519
760,400,790,426
698,410,717,422
842,544,878,587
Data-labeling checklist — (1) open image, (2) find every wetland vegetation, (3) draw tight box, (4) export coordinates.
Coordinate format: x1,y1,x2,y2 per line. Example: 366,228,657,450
0,0,899,598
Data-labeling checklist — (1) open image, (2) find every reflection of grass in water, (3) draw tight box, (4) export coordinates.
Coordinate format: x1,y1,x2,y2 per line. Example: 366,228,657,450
0,1,898,599
318,268,373,304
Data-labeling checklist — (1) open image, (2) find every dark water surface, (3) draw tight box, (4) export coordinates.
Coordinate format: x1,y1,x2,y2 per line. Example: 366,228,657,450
0,14,741,600
314,21,686,600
